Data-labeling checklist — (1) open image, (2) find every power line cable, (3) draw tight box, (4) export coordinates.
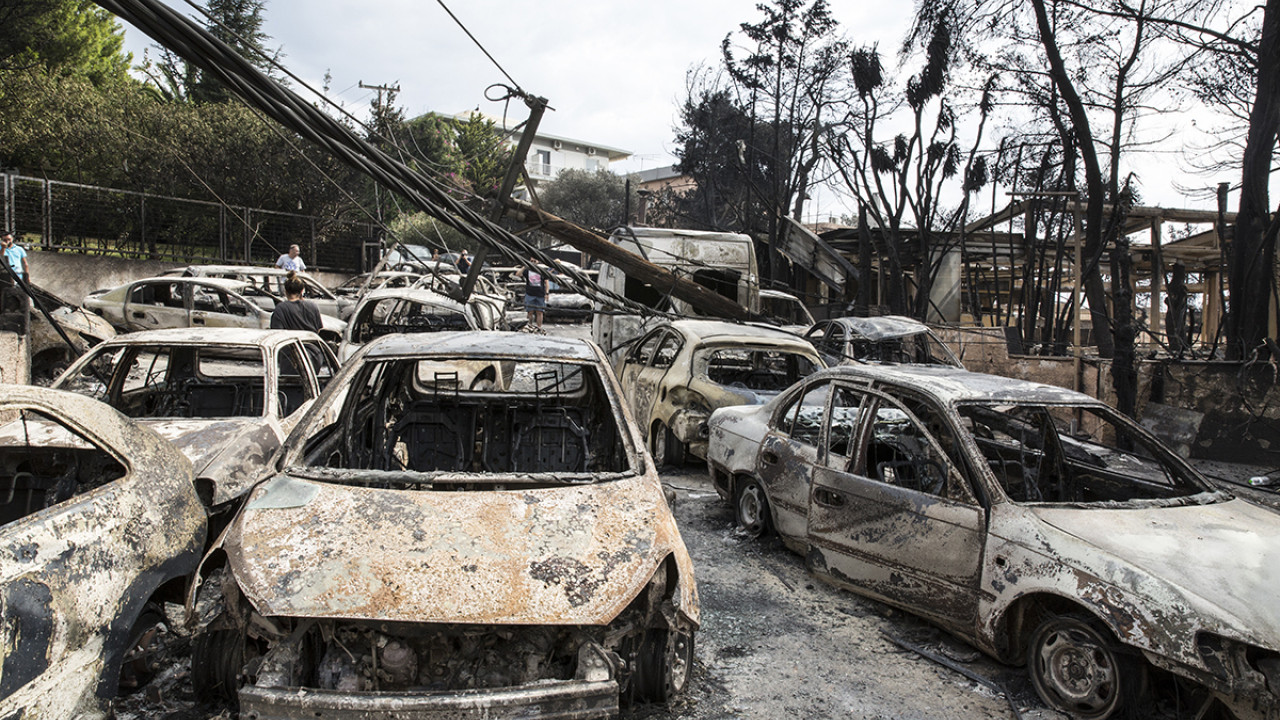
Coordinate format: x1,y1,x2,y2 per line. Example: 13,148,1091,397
100,0,656,318
433,0,524,93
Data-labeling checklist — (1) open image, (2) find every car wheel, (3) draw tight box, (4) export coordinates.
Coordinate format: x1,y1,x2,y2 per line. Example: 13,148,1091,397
116,603,166,694
735,477,772,538
192,613,248,706
1027,613,1147,720
631,627,695,703
651,422,686,467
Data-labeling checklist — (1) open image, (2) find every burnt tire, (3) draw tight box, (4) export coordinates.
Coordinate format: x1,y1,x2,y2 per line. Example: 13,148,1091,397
116,603,165,695
651,422,686,467
631,628,695,704
1027,613,1147,720
735,477,771,538
192,614,247,707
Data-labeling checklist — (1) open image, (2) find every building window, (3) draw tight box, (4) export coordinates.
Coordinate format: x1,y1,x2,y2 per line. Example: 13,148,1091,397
530,150,551,178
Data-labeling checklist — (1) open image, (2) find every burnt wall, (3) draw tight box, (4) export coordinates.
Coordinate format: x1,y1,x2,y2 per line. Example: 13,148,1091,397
935,327,1280,465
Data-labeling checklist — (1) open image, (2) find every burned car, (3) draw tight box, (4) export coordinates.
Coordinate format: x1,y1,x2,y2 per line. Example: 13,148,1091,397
804,315,962,367
410,271,514,330
332,271,424,306
83,276,347,348
338,287,480,361
23,283,118,382
616,320,823,465
51,328,339,514
192,331,699,718
164,265,354,320
0,386,206,719
706,364,1280,719
758,288,814,333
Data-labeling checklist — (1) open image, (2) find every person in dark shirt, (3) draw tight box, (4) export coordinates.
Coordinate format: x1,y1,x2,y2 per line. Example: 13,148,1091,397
457,249,472,274
270,271,323,333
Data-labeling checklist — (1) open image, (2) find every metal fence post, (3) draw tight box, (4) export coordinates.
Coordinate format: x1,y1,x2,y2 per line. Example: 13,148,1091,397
42,178,52,249
3,172,10,233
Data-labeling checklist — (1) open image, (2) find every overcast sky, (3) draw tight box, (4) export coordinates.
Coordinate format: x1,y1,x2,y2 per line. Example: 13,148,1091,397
116,0,1235,221
117,0,912,219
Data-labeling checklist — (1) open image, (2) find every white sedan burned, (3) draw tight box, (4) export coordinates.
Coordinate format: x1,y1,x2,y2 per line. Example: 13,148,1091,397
707,364,1279,720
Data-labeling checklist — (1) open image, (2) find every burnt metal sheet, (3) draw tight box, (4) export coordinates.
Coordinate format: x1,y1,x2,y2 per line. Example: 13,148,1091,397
780,217,858,293
360,331,602,362
225,472,699,627
1027,500,1280,648
238,678,620,720
149,419,281,504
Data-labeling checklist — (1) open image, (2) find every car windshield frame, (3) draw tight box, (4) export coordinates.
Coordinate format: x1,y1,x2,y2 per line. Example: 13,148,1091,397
952,398,1222,508
285,353,640,487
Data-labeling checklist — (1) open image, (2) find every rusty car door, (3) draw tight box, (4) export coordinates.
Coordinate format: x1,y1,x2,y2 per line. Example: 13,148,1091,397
618,328,681,436
754,379,831,542
806,386,986,633
0,395,203,718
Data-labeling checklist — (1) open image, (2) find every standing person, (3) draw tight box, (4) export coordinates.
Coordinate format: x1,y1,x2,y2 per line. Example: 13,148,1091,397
456,249,472,274
270,271,322,333
517,256,550,332
276,244,307,272
1,232,29,284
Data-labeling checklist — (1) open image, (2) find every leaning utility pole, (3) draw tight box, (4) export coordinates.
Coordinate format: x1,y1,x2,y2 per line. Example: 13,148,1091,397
360,80,399,225
99,0,754,321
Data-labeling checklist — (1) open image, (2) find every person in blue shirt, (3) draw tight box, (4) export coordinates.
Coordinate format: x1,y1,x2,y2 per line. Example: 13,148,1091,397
1,233,29,284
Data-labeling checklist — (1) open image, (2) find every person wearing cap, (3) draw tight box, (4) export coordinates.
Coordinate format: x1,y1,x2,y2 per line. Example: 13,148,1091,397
1,233,28,284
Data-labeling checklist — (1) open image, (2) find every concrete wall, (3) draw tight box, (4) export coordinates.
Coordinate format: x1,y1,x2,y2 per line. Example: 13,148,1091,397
0,331,26,385
935,326,1280,465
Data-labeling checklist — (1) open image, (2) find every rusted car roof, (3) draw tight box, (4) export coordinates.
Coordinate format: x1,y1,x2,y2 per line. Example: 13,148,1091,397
837,315,935,340
359,329,603,361
82,326,322,349
812,364,1086,405
668,319,810,345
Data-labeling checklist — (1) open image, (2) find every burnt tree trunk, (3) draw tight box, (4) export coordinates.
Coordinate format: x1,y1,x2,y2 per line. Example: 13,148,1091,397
1031,0,1115,357
1228,0,1280,360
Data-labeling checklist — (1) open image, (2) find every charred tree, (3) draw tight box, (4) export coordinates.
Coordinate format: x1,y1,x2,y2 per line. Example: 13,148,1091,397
1227,0,1280,360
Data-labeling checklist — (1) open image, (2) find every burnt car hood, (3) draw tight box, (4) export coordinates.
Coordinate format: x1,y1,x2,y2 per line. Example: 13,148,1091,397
1030,498,1280,640
144,419,281,504
225,472,684,626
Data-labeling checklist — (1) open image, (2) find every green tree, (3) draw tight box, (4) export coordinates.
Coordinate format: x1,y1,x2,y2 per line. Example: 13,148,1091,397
0,0,131,84
142,0,278,103
537,168,633,233
672,79,768,233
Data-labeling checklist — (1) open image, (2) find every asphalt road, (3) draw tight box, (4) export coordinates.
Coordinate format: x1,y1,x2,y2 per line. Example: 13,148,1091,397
629,463,1033,720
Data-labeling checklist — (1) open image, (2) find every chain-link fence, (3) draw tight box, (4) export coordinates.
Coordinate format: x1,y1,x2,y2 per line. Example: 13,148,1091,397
2,172,377,273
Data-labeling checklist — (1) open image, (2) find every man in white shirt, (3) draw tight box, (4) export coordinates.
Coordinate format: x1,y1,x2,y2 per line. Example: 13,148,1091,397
276,244,307,272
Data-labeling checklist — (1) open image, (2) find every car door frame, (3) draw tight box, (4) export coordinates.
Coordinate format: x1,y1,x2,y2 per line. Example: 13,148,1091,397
189,282,263,329
753,377,833,544
618,327,681,439
122,280,190,332
805,380,988,636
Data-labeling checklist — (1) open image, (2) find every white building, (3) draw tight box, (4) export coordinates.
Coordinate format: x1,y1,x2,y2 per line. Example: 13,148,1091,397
445,111,631,189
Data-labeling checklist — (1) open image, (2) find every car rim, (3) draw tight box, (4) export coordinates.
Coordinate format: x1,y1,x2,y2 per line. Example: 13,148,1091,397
665,629,694,697
1031,619,1122,718
737,482,765,535
652,424,667,465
